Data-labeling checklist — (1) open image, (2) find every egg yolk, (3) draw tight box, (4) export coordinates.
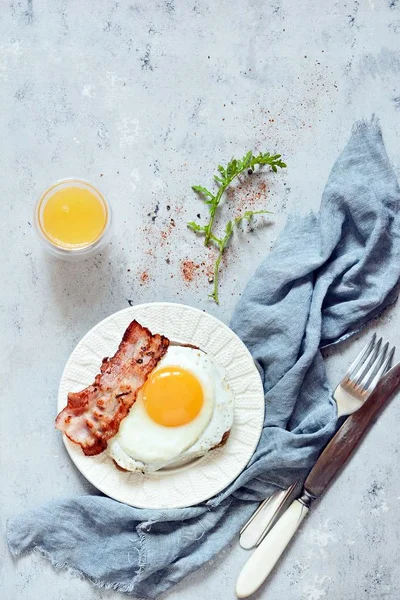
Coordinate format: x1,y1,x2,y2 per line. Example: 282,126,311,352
143,366,204,427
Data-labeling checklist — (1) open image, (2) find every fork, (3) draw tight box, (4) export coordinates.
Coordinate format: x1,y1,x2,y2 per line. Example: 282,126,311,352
236,333,396,598
239,333,395,550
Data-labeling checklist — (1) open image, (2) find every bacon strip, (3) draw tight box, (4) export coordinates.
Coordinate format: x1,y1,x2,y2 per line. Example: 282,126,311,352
56,320,170,456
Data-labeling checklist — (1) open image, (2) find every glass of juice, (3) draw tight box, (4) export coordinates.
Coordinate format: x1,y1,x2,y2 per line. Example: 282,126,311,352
34,178,111,260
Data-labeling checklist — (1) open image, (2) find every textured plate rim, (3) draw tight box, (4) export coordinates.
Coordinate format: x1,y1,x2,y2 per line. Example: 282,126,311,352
58,302,264,509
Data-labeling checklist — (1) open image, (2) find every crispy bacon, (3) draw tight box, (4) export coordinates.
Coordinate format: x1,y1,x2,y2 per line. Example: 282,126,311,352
56,320,170,456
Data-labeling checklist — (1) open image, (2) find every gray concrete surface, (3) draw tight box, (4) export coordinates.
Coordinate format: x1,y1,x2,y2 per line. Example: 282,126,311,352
1,1,400,599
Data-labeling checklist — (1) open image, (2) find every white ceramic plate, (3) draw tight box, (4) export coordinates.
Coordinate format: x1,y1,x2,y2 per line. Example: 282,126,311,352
58,303,264,509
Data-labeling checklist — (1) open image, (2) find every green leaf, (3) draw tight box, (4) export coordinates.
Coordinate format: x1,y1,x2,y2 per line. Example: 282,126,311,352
209,233,222,246
245,209,268,221
225,220,233,236
226,158,237,178
187,221,207,233
243,150,253,167
191,185,214,199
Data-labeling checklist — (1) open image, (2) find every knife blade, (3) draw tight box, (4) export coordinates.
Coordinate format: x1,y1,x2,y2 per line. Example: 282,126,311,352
236,361,400,599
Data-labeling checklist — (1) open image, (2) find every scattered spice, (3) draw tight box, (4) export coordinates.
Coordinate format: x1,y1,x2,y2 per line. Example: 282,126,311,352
145,245,155,258
233,180,269,216
139,271,149,285
148,203,160,223
205,246,218,280
159,218,178,246
181,260,200,283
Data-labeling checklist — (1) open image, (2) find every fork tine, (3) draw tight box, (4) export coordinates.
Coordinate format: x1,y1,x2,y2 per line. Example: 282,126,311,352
344,333,376,382
357,341,388,390
366,346,396,393
385,346,395,372
353,337,382,386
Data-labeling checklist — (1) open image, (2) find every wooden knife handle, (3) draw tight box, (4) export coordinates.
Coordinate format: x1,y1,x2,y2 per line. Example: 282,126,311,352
305,363,400,497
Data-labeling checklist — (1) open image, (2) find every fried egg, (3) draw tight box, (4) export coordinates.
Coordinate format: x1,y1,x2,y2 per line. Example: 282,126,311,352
108,345,234,472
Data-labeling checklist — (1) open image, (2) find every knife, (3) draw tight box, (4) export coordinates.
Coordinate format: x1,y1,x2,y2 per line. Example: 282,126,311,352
236,361,400,598
239,482,300,549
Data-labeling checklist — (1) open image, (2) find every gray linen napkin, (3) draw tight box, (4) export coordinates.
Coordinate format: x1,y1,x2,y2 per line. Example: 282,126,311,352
7,118,400,598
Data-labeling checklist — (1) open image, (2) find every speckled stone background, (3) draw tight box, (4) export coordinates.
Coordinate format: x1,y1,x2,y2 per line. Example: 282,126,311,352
1,1,400,599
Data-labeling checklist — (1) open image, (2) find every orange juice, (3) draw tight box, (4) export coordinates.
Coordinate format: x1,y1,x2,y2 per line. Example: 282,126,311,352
36,180,109,254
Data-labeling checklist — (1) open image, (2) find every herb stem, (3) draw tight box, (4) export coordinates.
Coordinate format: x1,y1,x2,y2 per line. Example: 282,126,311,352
204,184,230,246
209,210,269,304
210,249,223,304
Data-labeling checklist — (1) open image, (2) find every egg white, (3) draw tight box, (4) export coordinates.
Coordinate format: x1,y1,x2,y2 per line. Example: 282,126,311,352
108,345,234,472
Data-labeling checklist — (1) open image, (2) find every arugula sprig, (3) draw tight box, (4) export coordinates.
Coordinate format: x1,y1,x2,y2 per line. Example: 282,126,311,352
208,210,271,304
188,150,286,246
187,149,286,303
